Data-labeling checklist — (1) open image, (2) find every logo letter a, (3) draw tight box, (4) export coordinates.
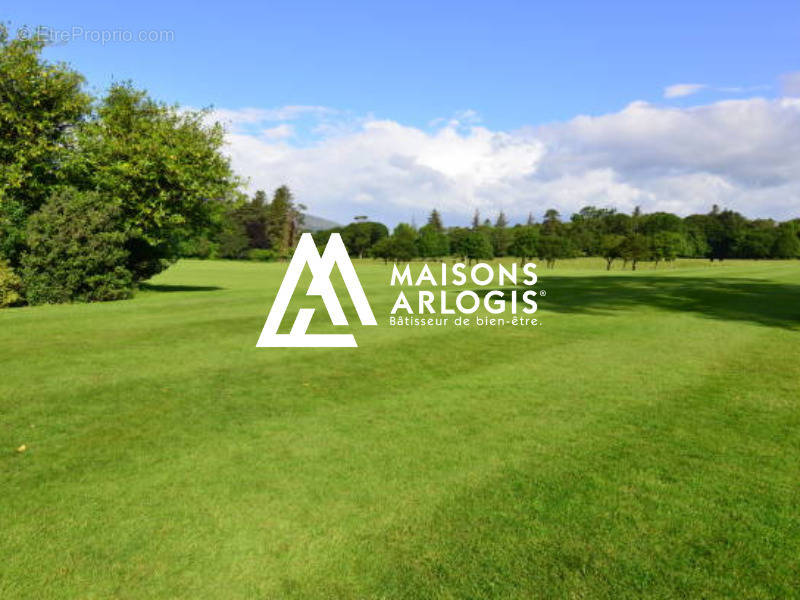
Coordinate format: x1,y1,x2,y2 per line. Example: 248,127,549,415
256,233,377,347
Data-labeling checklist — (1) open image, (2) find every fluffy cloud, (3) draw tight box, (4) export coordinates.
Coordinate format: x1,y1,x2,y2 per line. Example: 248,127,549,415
781,72,800,97
663,83,707,98
213,97,800,225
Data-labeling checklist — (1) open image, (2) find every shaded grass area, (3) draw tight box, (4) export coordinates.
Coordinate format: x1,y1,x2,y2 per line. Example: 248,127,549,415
481,274,800,330
1,259,798,598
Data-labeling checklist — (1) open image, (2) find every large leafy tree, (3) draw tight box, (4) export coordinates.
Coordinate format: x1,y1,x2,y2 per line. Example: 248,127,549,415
0,26,91,265
62,82,239,281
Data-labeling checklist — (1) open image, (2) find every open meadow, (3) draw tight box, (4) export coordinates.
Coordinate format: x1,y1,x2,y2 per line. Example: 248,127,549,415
1,258,799,598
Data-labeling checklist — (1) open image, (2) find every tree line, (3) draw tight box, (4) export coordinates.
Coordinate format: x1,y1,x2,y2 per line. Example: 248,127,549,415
302,205,800,269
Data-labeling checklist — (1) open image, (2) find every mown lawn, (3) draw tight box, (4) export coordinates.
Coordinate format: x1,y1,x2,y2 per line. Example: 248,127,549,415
1,258,799,599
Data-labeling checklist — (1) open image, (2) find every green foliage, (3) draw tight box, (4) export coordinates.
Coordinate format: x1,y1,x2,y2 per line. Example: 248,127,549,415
216,214,251,259
426,209,444,232
650,231,687,265
341,221,388,258
62,82,239,281
416,224,450,258
0,259,23,307
491,211,512,256
0,25,92,265
20,188,132,304
178,235,218,259
266,185,304,253
771,224,800,258
705,209,747,261
735,227,776,259
510,226,539,262
620,234,651,270
248,248,277,261
599,233,626,270
537,234,573,268
542,208,561,235
461,230,494,263
366,223,418,262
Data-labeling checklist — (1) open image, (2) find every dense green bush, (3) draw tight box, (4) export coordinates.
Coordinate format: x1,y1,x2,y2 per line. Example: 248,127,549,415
179,235,219,259
0,259,23,307
248,248,277,261
21,189,133,304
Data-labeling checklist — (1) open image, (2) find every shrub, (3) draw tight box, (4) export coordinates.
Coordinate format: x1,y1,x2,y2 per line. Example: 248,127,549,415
179,235,218,259
248,248,277,262
21,188,133,304
0,260,23,307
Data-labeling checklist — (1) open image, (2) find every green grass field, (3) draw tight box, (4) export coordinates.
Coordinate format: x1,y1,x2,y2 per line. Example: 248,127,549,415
2,258,799,599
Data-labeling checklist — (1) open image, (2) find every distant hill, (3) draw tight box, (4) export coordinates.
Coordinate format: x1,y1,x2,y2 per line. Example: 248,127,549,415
302,214,341,232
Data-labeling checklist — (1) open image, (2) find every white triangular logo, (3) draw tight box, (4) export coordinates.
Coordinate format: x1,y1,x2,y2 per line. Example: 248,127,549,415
256,233,377,347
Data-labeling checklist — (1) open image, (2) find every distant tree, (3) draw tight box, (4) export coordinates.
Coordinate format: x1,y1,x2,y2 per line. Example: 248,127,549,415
599,234,626,270
417,224,449,258
471,209,480,230
341,222,372,258
427,209,444,232
543,209,561,235
266,185,304,254
650,231,686,266
450,228,492,263
217,212,251,259
620,234,650,270
369,237,393,263
526,212,535,226
228,190,270,250
537,234,572,268
684,214,713,258
772,223,800,258
570,206,615,255
640,212,685,235
385,223,419,261
341,221,388,258
393,222,417,242
492,211,512,256
448,227,471,262
510,226,539,263
735,227,776,259
706,208,746,261
371,226,416,262
464,231,493,263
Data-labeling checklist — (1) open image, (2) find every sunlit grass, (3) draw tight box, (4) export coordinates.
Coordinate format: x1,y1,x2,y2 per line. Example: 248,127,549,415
1,258,798,598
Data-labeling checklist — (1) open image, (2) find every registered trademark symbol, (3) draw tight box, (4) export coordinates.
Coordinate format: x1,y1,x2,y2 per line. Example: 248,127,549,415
539,290,546,297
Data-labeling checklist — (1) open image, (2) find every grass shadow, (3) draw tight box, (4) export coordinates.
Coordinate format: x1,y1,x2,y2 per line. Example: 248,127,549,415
139,283,224,293
475,276,800,330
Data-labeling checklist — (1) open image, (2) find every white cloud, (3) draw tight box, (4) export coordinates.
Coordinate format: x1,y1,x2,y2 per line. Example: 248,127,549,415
780,72,800,97
261,124,294,140
204,106,336,131
664,83,707,98
214,99,800,225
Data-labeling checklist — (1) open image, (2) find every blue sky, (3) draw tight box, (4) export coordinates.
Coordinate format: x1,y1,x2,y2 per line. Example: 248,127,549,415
7,1,800,224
